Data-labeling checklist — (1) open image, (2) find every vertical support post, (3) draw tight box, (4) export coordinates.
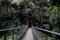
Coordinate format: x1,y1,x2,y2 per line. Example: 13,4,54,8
56,35,60,40
16,29,19,40
46,35,47,40
28,12,32,28
29,17,31,27
4,31,7,40
12,30,14,40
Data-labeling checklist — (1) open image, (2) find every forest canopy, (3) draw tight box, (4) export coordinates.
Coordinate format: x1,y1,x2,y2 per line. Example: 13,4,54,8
0,0,60,33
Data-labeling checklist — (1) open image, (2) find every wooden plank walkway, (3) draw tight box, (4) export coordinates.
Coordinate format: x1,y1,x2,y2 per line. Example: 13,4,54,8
23,28,34,40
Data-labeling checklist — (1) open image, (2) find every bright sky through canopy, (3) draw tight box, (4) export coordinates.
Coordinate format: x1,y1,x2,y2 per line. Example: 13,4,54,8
11,0,24,5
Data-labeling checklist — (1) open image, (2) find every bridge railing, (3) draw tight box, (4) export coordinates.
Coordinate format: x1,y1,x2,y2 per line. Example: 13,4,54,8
32,27,60,40
0,25,28,40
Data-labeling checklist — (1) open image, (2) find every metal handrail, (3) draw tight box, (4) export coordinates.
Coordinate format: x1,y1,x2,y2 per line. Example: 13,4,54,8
0,27,23,31
33,27,60,40
34,27,60,36
0,26,28,40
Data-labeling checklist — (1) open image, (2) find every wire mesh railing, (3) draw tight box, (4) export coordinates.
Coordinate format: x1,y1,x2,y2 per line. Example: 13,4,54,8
32,26,60,40
0,25,28,40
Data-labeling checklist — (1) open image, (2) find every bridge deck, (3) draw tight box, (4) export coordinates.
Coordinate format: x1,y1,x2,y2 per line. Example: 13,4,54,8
23,28,34,40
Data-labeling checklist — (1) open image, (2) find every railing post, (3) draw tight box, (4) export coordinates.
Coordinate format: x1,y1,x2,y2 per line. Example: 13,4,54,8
12,30,14,40
58,36,60,40
28,10,32,28
56,35,60,40
16,29,19,40
4,31,7,40
28,13,32,28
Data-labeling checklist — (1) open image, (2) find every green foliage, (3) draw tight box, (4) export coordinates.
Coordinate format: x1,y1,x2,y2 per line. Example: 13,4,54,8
0,0,60,32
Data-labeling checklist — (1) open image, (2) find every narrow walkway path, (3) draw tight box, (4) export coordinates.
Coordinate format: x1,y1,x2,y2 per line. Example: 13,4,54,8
23,28,34,40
